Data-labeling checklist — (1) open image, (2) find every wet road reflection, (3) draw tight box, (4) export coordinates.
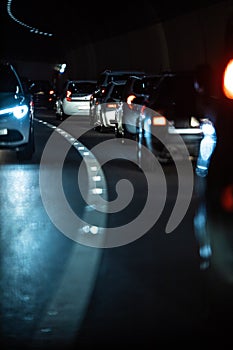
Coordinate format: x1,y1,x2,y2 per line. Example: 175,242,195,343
0,111,232,348
0,120,103,349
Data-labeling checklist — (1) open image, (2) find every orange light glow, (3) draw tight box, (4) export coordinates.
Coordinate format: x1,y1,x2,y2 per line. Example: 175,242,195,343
126,95,136,104
106,103,117,108
152,116,166,126
223,59,233,99
66,90,72,101
126,94,136,109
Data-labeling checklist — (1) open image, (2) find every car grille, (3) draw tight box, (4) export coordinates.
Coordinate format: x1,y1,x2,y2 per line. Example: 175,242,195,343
0,130,23,142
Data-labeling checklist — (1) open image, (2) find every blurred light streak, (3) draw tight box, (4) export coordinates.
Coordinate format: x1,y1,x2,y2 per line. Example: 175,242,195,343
7,0,53,37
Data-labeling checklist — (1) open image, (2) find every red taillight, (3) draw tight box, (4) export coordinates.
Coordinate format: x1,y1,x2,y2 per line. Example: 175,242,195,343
152,116,166,126
223,59,233,99
66,90,72,101
106,103,117,108
221,184,233,212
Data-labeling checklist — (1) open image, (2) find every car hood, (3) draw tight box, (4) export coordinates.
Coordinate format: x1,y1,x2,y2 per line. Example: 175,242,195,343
0,92,22,110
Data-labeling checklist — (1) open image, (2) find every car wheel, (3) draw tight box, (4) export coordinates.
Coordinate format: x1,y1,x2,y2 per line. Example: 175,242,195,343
114,123,122,138
95,112,105,132
56,112,62,120
60,109,69,121
17,127,35,161
94,124,104,132
56,104,67,120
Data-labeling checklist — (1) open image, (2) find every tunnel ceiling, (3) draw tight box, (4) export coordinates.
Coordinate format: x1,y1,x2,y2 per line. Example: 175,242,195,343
1,0,226,62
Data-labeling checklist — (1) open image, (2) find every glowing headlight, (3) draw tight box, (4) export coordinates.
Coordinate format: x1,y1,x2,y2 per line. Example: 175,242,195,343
0,105,29,119
201,121,215,135
13,105,29,119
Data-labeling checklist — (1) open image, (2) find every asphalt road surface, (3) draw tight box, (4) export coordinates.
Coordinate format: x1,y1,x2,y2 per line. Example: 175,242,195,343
0,109,232,349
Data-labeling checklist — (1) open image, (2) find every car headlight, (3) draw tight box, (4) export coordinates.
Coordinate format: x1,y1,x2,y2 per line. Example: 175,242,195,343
0,104,29,119
201,120,216,136
13,105,29,119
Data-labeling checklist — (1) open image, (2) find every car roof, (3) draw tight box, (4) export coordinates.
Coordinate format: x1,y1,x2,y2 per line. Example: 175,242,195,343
97,70,146,87
101,69,145,75
67,79,97,83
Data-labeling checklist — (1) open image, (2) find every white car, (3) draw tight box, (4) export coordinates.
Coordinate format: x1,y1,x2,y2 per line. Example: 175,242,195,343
55,80,97,120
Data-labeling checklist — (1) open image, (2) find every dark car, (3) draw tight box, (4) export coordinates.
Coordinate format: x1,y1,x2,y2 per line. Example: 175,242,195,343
0,61,35,160
96,69,146,88
205,58,233,214
115,74,162,138
90,70,146,121
193,59,233,295
29,79,56,109
90,80,126,132
135,71,217,169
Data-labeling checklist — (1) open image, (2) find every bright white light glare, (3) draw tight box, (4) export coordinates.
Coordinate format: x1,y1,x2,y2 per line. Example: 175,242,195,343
92,176,101,181
82,225,90,233
191,117,200,127
81,225,99,234
0,105,28,119
13,105,28,119
54,64,67,74
59,64,66,74
201,122,215,135
92,188,103,195
199,245,212,258
90,226,99,234
7,0,53,36
199,135,216,161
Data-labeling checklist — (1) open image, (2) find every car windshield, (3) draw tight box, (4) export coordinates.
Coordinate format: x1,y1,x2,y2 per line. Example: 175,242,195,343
131,76,162,95
0,64,20,93
68,82,96,94
149,75,196,118
110,84,125,100
97,72,145,86
107,74,136,83
30,80,52,93
155,75,195,104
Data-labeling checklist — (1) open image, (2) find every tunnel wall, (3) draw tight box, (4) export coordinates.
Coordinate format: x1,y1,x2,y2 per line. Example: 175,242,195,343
64,1,233,95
